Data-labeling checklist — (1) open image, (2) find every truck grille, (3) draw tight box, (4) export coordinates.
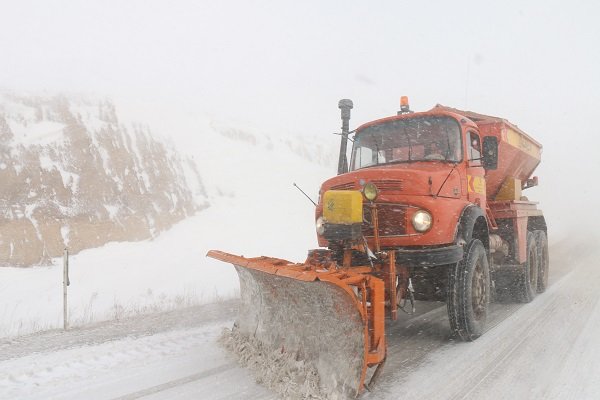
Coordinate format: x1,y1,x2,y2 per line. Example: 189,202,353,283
371,179,403,192
330,179,403,192
330,182,356,190
362,204,407,237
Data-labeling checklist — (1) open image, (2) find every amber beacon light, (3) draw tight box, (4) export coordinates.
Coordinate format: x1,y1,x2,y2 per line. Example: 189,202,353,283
399,96,411,114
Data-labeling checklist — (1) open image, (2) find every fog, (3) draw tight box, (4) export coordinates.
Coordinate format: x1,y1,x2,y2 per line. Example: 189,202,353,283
1,0,599,237
2,3,600,398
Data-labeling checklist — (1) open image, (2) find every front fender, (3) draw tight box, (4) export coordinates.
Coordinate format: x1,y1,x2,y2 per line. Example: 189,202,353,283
455,205,488,247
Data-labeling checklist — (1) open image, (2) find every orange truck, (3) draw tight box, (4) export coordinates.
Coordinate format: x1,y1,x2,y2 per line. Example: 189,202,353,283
208,98,548,397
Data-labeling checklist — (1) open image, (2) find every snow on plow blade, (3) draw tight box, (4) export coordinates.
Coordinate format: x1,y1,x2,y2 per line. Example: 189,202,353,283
207,250,386,398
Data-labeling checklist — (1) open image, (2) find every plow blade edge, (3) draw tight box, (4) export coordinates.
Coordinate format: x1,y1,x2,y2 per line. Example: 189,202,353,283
207,250,386,398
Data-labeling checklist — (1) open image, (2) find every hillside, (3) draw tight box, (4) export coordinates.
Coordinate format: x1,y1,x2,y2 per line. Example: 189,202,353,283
0,93,338,337
0,92,206,266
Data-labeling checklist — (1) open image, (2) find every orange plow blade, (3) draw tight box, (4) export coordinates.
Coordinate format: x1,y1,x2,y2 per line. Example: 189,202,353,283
207,250,386,398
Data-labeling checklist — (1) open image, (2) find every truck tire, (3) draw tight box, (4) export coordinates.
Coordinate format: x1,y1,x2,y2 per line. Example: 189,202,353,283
534,230,549,293
447,239,490,341
518,232,539,302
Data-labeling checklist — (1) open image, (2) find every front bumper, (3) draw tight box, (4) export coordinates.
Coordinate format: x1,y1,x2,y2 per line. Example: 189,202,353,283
395,244,463,267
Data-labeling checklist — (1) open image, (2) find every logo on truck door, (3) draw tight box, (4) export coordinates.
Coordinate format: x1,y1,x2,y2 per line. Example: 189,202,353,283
467,175,486,195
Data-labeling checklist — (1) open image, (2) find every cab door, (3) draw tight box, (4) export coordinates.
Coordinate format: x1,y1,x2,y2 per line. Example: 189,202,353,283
466,130,487,206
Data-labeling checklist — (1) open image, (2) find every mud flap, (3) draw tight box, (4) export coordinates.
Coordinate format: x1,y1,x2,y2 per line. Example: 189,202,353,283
207,250,385,398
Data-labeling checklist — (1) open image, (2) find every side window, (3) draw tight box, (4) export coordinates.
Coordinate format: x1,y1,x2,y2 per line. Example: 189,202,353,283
469,131,482,165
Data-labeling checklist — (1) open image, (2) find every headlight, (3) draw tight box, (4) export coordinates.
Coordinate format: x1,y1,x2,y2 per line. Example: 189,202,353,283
363,182,378,201
412,210,432,232
316,216,325,235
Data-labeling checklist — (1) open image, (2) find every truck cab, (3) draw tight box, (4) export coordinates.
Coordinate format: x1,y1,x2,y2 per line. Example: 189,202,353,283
316,108,493,264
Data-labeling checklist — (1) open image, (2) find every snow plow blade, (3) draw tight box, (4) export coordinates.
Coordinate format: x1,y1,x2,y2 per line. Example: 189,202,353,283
207,250,386,398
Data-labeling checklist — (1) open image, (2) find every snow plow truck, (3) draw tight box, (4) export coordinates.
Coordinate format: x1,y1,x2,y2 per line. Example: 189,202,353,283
208,97,548,397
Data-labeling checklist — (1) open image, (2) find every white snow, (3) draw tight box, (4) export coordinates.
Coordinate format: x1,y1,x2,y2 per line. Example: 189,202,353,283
1,235,599,400
365,234,600,400
9,121,65,146
0,112,334,338
0,316,275,400
0,208,246,337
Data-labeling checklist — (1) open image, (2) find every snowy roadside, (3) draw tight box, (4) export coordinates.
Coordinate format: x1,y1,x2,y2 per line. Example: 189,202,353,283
0,174,328,339
0,300,276,400
0,109,333,339
0,193,318,339
0,213,234,338
0,300,238,363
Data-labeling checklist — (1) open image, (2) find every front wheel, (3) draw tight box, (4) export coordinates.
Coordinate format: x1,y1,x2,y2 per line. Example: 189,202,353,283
447,239,490,341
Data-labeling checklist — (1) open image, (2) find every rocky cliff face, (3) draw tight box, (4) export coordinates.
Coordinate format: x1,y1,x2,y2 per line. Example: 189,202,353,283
0,92,205,266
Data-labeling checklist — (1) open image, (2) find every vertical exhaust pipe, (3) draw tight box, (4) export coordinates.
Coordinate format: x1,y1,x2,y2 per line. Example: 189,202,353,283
337,99,353,175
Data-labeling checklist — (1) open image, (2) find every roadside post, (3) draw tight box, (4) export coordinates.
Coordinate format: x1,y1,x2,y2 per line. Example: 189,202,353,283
63,248,70,330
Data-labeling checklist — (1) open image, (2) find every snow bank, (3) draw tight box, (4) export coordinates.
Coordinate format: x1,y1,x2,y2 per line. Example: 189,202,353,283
0,106,335,338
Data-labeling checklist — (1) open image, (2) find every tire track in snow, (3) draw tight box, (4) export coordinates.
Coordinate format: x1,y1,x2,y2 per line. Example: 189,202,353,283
368,237,600,400
451,243,600,400
110,363,235,400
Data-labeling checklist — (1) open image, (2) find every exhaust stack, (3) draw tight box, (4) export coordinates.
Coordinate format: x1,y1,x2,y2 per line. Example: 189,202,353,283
337,99,353,175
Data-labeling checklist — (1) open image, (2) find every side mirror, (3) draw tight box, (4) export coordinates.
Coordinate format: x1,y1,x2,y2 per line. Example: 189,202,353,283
482,136,498,170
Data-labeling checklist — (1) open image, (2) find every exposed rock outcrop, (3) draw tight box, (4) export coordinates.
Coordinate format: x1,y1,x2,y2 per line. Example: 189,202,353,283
0,92,206,266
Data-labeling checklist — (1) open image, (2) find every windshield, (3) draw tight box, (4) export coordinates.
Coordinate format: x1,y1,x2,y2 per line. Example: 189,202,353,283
350,116,462,170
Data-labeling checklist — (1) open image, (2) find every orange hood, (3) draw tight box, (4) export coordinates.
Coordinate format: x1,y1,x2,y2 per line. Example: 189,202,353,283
320,162,462,199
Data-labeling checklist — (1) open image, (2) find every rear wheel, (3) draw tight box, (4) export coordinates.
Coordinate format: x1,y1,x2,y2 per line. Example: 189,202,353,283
447,239,490,341
518,232,539,302
534,230,549,293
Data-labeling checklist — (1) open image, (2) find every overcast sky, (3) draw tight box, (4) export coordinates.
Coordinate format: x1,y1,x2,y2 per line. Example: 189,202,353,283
1,0,599,233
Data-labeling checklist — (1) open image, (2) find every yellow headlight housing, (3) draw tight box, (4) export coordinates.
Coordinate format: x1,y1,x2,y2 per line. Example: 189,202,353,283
363,182,378,201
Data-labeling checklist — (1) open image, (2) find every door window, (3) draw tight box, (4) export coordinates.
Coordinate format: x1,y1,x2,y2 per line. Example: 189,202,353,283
469,132,482,166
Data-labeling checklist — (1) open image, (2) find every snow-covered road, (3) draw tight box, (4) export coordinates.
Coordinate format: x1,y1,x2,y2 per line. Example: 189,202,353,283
0,301,275,400
369,237,600,400
2,236,598,400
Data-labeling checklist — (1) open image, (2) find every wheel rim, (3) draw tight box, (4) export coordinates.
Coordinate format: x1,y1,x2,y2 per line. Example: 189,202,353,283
472,260,487,320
